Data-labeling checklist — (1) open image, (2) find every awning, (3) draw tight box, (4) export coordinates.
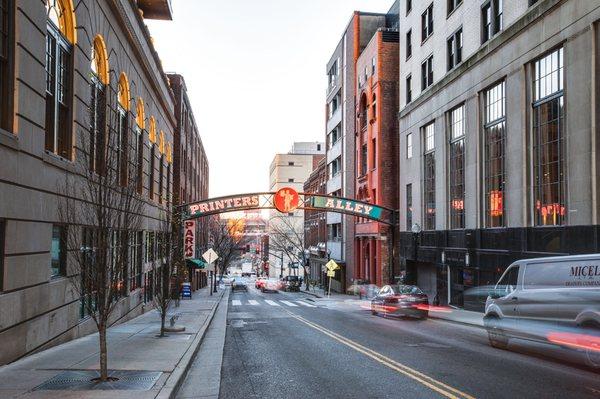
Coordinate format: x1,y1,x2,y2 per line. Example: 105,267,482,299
186,258,206,269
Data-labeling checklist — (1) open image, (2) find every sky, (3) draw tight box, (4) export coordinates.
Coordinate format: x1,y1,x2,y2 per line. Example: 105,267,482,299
147,0,394,198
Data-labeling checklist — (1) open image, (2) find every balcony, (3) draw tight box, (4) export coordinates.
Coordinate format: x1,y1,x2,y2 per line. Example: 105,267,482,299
138,0,173,20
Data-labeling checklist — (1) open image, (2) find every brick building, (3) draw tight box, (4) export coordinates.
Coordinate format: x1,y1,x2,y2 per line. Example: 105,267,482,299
354,28,399,287
168,73,210,290
303,157,327,284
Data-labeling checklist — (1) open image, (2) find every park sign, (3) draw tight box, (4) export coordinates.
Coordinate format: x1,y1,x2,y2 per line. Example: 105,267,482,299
183,220,196,259
310,196,386,222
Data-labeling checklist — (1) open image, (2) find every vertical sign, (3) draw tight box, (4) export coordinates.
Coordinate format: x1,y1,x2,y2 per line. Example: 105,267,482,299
184,220,196,259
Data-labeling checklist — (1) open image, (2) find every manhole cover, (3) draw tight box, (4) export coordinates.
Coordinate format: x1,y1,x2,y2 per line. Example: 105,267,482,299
33,370,162,391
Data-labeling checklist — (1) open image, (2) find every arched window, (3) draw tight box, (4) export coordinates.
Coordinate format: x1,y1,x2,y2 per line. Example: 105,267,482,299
117,73,130,186
45,0,76,159
148,116,156,143
158,130,165,154
135,98,145,194
90,34,109,172
359,94,367,131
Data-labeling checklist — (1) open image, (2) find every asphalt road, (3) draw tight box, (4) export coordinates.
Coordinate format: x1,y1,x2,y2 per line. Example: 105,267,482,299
219,287,600,399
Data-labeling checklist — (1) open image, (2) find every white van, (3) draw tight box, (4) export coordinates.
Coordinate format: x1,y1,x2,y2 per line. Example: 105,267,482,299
484,254,600,368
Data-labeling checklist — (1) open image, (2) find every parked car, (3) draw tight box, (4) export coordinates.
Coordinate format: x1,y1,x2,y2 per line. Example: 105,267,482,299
261,278,281,293
255,277,268,289
281,276,301,292
231,278,248,292
483,254,600,368
371,285,429,319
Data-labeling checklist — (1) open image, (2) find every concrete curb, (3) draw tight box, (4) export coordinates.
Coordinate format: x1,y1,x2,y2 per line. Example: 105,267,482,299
155,288,228,399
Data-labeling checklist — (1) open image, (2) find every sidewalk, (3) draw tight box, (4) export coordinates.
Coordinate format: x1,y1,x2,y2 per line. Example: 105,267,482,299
0,286,228,399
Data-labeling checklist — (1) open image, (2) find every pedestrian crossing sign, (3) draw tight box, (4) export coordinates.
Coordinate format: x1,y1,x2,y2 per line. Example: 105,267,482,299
326,259,339,271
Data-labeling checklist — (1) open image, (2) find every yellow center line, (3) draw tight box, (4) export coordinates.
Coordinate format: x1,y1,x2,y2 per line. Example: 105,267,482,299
286,310,476,399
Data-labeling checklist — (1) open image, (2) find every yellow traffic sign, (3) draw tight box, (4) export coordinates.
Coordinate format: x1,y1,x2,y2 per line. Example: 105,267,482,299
325,259,339,271
327,270,336,277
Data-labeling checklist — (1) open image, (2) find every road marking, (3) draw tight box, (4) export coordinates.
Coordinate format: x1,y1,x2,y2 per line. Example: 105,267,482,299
264,300,280,306
296,301,316,307
287,312,476,399
248,300,259,306
232,300,241,306
280,300,298,307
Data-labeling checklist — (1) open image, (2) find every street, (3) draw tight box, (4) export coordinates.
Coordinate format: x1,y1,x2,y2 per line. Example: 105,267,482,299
216,287,600,399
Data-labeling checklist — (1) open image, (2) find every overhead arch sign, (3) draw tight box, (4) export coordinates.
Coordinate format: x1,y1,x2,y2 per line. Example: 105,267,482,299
181,188,395,225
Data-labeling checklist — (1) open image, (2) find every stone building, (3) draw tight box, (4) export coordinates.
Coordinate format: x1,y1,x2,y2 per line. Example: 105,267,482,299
0,0,206,365
398,0,600,310
268,142,324,278
354,28,399,288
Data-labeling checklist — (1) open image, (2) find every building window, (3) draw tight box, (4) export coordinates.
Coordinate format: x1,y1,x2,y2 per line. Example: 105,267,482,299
371,56,376,75
328,156,342,178
533,48,565,226
405,29,412,60
371,138,376,168
45,2,73,159
421,55,433,90
421,3,434,42
484,81,506,227
288,161,295,166
406,0,412,14
0,219,5,290
149,145,155,200
117,74,130,186
406,133,413,159
423,122,435,230
51,225,66,278
406,184,413,231
135,99,145,194
447,28,462,71
448,105,465,229
328,223,342,241
129,231,142,291
482,0,502,43
159,155,164,204
0,0,12,132
90,35,109,173
288,178,294,183
317,144,321,151
361,143,367,175
406,74,412,103
448,0,462,15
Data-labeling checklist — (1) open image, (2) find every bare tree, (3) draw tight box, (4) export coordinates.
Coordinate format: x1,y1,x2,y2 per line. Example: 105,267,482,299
152,197,182,337
58,80,147,382
209,217,245,277
268,215,309,290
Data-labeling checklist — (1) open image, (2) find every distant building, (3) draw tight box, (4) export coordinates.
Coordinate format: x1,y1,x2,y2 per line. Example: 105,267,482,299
303,158,328,285
354,28,399,288
268,142,324,277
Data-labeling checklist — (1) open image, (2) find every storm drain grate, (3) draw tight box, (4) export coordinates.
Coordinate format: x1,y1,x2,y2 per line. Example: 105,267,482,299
33,370,162,391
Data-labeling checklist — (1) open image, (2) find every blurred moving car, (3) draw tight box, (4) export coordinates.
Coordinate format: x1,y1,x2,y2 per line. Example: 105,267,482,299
347,281,380,299
231,278,248,292
281,276,301,292
261,278,281,293
484,254,600,368
255,277,268,289
371,285,429,319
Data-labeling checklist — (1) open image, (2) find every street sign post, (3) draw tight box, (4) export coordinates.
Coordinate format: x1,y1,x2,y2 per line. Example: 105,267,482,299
202,249,219,295
325,259,339,297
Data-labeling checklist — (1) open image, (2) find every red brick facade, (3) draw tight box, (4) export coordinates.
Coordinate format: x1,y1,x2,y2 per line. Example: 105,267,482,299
354,30,399,287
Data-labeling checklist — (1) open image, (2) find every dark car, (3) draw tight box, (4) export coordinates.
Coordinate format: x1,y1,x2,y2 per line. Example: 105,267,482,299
371,285,429,319
231,278,248,292
281,276,301,292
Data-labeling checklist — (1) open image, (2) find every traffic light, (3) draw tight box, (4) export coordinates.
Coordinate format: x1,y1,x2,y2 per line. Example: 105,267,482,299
246,244,250,253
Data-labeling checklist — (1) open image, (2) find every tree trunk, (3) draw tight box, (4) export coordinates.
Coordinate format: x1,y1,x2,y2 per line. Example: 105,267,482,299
160,309,166,337
99,321,108,381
